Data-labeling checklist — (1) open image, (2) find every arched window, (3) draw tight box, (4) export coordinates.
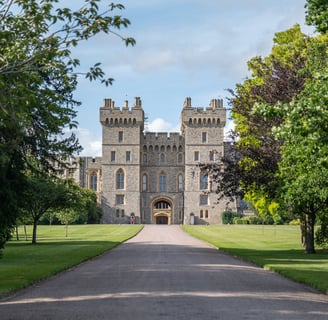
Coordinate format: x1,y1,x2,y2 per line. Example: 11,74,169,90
142,174,147,191
155,201,170,209
90,173,97,191
160,153,165,163
116,169,124,189
200,172,208,190
178,153,183,163
159,172,166,192
178,174,183,192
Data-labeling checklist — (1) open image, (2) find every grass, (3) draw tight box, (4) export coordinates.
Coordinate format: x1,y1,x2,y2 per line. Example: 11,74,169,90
0,224,143,296
182,225,328,293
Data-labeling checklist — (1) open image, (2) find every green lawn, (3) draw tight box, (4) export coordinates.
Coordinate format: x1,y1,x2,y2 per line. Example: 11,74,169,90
183,225,328,294
0,224,143,296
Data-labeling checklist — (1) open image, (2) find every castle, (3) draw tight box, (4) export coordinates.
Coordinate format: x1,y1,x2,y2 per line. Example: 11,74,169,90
73,97,237,224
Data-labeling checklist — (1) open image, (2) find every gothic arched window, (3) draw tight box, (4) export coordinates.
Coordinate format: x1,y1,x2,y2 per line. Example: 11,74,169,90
159,172,166,192
90,173,97,191
200,172,208,190
116,169,124,189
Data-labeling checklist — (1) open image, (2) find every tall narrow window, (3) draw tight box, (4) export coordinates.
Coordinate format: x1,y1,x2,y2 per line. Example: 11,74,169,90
111,151,116,162
143,153,148,163
178,174,183,192
116,195,124,204
194,151,199,161
200,195,208,205
118,131,123,142
116,169,124,189
126,151,131,162
200,172,208,190
159,173,166,192
90,173,97,191
209,150,214,161
178,153,183,163
160,153,165,163
142,174,147,191
202,132,207,143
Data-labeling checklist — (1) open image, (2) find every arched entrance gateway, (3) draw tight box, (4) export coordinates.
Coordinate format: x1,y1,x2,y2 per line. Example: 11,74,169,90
152,199,172,224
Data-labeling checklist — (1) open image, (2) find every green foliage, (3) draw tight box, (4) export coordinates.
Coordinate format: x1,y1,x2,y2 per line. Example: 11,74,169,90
233,217,248,224
221,25,310,207
305,0,328,33
221,211,243,224
0,0,135,251
274,35,328,253
247,215,263,225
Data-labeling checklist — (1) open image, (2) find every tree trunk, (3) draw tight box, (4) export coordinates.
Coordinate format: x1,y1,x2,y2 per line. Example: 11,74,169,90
300,217,306,248
15,225,19,241
305,213,316,254
24,225,28,241
32,220,38,244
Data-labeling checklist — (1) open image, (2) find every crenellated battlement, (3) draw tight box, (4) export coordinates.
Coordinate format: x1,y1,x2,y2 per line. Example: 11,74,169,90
181,97,226,128
100,97,144,128
142,132,182,143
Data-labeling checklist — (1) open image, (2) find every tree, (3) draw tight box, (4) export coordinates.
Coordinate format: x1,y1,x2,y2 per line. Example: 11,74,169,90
0,0,135,250
20,173,69,244
56,209,79,238
273,36,328,253
204,25,310,214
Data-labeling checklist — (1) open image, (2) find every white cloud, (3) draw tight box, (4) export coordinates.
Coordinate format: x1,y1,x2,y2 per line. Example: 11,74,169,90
73,128,102,157
146,118,180,133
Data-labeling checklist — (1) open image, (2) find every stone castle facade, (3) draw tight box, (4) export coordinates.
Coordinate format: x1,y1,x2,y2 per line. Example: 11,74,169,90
73,97,237,224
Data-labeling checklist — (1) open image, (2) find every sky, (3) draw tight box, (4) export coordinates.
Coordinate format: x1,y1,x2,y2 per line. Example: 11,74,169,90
71,0,313,156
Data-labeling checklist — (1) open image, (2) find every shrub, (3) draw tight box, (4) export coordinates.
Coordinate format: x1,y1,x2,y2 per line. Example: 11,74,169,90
222,211,243,224
247,215,263,225
233,217,249,224
289,219,300,225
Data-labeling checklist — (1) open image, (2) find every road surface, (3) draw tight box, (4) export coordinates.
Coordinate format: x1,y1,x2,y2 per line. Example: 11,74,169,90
1,225,328,319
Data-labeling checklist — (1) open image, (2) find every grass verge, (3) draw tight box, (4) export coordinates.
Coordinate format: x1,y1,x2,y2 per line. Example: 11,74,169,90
0,224,143,296
182,225,328,294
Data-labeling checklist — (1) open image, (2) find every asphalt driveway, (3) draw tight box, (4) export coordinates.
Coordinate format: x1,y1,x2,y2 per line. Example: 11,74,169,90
1,225,328,320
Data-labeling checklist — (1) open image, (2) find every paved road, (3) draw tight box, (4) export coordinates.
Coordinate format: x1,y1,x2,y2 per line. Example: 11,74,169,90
1,225,328,320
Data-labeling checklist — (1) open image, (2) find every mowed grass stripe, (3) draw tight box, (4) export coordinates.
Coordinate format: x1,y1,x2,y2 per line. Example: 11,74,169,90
0,225,143,296
182,225,328,293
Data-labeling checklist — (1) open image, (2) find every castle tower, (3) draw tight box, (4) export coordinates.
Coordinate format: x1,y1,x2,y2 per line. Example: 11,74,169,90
181,97,230,224
100,97,144,223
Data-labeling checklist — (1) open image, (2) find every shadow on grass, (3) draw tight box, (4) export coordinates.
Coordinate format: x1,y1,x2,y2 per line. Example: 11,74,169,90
219,247,328,293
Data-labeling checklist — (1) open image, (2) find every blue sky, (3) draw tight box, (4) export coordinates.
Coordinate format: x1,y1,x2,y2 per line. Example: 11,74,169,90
72,0,313,156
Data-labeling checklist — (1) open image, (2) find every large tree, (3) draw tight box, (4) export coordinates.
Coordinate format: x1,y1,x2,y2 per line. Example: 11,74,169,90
0,0,135,250
204,25,310,210
272,35,328,253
